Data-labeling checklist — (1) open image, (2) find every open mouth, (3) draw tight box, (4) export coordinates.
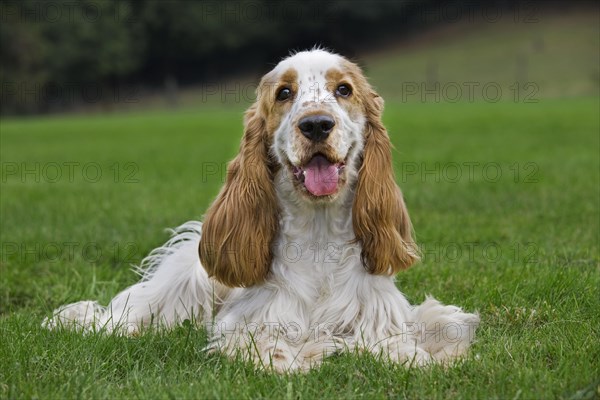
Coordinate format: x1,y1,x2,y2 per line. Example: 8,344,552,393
291,154,345,197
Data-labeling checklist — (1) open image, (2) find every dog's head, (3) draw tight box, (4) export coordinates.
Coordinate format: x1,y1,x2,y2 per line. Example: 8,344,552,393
199,49,419,287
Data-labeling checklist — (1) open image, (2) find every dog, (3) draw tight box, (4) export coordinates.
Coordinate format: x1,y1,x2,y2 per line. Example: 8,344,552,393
44,49,479,372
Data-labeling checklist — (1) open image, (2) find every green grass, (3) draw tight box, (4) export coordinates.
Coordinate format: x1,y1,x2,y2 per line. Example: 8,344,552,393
1,96,598,398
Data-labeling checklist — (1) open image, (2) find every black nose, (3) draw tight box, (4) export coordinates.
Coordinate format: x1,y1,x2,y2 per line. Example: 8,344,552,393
298,115,335,142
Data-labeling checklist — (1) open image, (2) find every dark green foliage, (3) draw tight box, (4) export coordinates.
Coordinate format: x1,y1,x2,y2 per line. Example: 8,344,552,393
1,0,537,115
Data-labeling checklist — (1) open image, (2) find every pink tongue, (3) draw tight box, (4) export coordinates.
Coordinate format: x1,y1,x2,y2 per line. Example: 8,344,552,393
303,155,339,196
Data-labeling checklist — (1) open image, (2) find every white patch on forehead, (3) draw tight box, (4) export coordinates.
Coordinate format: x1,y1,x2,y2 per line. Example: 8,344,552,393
272,50,343,78
271,50,343,103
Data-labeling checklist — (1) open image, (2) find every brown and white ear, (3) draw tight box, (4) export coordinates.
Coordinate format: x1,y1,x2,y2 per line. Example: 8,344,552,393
199,104,278,287
352,91,420,275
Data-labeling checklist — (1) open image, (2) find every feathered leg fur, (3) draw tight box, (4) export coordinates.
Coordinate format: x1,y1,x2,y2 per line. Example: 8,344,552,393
43,222,228,334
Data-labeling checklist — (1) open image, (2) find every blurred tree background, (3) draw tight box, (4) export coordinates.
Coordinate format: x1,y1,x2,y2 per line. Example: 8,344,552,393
0,0,596,115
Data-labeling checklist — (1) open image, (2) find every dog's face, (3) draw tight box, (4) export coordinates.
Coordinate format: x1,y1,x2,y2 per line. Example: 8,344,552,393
260,51,367,201
200,49,419,287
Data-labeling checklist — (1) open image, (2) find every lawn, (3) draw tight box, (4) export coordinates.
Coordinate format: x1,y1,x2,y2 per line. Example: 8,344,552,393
1,96,598,398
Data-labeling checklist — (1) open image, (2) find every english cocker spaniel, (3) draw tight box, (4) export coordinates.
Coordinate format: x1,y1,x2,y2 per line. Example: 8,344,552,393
44,49,480,372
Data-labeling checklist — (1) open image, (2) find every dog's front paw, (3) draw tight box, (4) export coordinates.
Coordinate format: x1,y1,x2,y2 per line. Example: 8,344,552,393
262,343,303,373
42,301,104,331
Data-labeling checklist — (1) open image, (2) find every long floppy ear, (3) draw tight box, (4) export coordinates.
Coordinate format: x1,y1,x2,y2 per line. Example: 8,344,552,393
352,91,420,275
199,104,278,287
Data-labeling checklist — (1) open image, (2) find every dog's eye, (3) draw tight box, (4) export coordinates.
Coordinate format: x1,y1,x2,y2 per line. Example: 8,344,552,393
276,87,292,102
335,84,352,98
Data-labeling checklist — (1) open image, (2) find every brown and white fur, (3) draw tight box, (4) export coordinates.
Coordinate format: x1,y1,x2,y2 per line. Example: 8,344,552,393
44,49,479,372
